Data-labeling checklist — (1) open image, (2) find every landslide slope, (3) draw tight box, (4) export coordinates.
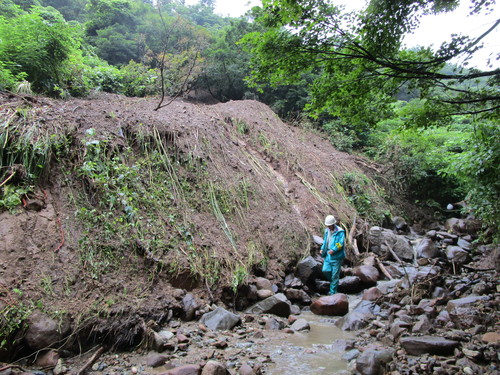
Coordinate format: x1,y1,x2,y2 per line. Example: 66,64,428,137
0,93,392,353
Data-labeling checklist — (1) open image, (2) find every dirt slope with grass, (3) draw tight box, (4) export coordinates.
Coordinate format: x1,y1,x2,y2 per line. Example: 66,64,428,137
0,92,396,357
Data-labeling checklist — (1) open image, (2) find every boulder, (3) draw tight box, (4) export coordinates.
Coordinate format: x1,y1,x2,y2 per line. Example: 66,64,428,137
362,287,383,301
200,307,241,331
355,348,395,375
445,218,467,234
400,336,460,355
158,364,201,375
335,301,380,331
35,350,59,367
446,295,490,329
264,317,284,330
256,289,274,299
415,238,439,259
353,265,379,286
245,293,291,317
201,360,229,375
284,274,303,288
446,246,469,264
310,294,348,316
23,310,70,351
254,277,272,291
338,276,364,294
182,293,200,321
368,227,414,261
296,256,322,284
290,318,310,332
284,288,311,304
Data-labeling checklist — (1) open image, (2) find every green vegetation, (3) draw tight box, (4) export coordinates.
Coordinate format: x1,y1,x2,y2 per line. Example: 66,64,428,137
0,0,498,249
0,288,34,349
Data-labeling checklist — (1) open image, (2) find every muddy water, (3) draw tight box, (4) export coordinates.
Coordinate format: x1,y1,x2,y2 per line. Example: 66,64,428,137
265,312,355,374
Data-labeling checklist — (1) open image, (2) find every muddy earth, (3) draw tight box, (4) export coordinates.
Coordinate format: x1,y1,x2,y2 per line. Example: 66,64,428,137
0,93,498,375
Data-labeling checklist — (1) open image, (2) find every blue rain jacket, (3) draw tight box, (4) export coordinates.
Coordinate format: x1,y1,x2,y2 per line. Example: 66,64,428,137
321,225,346,262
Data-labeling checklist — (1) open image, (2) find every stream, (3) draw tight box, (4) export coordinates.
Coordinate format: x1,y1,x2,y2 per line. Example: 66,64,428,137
265,306,358,374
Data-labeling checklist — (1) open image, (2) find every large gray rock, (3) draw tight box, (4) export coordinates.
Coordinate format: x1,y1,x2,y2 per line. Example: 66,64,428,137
356,348,395,375
290,318,310,332
368,226,414,261
400,336,460,355
200,307,241,331
415,238,439,259
245,293,291,317
284,288,311,304
201,360,229,375
296,256,322,284
335,301,380,331
182,293,200,321
353,265,379,286
446,246,469,264
446,295,490,329
310,294,348,316
23,310,70,350
158,364,200,375
338,276,364,294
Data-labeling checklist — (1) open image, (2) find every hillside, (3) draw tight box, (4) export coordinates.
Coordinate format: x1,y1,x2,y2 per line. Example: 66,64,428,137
1,92,399,359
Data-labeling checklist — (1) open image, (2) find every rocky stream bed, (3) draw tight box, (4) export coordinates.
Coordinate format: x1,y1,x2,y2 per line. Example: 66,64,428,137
1,215,499,375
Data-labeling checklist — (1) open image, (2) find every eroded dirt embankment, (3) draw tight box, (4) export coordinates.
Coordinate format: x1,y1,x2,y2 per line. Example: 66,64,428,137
1,92,400,362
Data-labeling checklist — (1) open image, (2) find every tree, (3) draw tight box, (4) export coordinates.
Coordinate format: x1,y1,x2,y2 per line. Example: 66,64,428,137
0,5,81,92
241,0,499,127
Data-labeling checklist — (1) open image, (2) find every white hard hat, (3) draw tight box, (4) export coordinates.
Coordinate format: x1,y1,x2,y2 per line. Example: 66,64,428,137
324,215,336,226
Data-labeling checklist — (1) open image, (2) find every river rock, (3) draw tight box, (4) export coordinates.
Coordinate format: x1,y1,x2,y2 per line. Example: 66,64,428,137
400,336,460,355
145,353,169,368
368,227,414,261
35,350,59,367
254,277,272,291
310,294,348,316
257,289,274,299
457,238,472,251
446,295,490,328
23,310,70,350
296,256,322,284
201,360,229,375
158,364,201,375
355,348,395,375
362,287,383,301
412,315,431,334
284,274,303,288
335,301,380,331
264,317,284,330
182,293,200,321
245,293,291,317
338,276,364,294
392,216,408,231
200,307,241,331
238,364,255,375
290,318,310,332
353,265,379,286
445,218,467,234
284,288,311,304
446,246,469,264
481,332,500,344
415,238,439,259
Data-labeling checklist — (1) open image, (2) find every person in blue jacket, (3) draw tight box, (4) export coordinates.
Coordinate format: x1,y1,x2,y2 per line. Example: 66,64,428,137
321,215,345,295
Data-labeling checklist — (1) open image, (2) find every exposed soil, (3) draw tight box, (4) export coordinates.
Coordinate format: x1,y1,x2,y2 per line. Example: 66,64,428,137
0,92,439,372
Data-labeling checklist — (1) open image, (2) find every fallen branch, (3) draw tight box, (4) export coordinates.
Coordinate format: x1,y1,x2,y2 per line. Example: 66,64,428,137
383,241,403,264
348,215,360,259
0,364,27,372
72,346,105,375
374,255,393,280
